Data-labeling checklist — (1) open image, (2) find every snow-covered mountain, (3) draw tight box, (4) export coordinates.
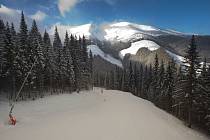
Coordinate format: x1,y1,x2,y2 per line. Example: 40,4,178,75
48,21,210,68
119,40,161,59
48,21,185,42
101,22,185,42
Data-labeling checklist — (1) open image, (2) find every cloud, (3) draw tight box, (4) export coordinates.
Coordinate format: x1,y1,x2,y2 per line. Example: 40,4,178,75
0,5,45,33
58,0,79,17
30,10,47,21
0,4,21,15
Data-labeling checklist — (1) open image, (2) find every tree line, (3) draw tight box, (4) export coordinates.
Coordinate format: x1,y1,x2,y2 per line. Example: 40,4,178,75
0,12,93,100
94,35,210,133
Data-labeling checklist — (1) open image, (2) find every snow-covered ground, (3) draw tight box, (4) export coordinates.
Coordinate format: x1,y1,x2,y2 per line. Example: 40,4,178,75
87,45,123,67
0,88,208,140
119,40,160,58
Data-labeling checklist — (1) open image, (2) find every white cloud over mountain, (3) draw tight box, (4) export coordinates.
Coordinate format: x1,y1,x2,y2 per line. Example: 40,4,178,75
30,10,47,21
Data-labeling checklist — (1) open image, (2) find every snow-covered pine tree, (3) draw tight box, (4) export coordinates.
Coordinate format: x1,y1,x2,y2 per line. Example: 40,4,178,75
161,59,176,112
104,72,110,89
28,20,45,99
0,19,6,79
114,66,121,90
150,54,159,102
53,26,63,92
70,35,81,91
142,65,148,99
17,11,28,99
205,65,210,132
63,31,75,92
133,63,139,96
109,70,115,89
195,58,210,126
121,69,129,92
89,50,93,90
138,64,144,98
146,64,153,101
43,30,55,93
3,22,18,99
80,35,90,90
156,60,165,106
128,62,135,94
182,35,201,128
173,65,188,119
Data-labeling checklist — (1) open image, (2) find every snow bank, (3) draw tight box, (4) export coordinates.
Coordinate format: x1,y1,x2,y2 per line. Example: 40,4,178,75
119,40,160,58
0,88,208,140
87,45,123,67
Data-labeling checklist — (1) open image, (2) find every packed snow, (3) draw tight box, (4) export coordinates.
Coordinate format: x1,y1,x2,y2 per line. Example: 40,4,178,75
87,45,123,67
119,40,160,58
0,88,208,140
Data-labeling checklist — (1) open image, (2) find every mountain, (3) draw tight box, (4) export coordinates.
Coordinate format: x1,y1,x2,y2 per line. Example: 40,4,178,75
100,22,186,42
49,21,210,69
49,21,186,42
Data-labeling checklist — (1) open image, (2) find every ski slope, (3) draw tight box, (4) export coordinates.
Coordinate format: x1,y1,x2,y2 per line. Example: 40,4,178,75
166,50,185,63
0,88,208,140
119,40,160,58
87,45,123,67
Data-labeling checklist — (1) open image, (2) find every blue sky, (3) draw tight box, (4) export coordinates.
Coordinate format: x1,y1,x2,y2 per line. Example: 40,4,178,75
0,0,210,34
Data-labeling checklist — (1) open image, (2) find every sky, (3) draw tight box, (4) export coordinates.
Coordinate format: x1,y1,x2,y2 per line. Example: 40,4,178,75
0,0,210,35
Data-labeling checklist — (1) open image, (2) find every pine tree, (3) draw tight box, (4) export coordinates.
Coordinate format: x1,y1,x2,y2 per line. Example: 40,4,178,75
150,54,159,102
146,64,153,101
162,59,176,112
0,19,6,78
4,22,18,99
43,30,55,93
156,60,165,106
204,66,210,132
138,64,144,98
133,63,139,96
28,20,45,98
195,58,210,126
183,35,201,128
89,50,93,90
17,11,29,99
128,62,135,94
114,66,121,90
53,26,63,92
121,69,129,92
63,31,75,92
142,65,148,99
